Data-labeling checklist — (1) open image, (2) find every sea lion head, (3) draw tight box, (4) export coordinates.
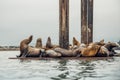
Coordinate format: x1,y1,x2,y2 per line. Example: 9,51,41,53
35,38,42,48
20,35,33,50
18,35,33,57
45,49,62,57
73,37,80,47
46,37,53,49
95,39,105,46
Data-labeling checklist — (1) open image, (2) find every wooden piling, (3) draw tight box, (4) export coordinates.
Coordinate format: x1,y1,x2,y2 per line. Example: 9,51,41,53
81,0,93,44
81,0,88,44
88,0,93,43
59,0,69,49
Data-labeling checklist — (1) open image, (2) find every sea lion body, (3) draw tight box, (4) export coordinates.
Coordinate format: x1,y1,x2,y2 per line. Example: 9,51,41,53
45,49,61,57
80,43,100,57
54,48,81,57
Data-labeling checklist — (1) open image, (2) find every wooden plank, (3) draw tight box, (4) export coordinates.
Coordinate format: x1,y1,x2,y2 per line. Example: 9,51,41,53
9,57,115,61
9,57,54,60
59,0,69,49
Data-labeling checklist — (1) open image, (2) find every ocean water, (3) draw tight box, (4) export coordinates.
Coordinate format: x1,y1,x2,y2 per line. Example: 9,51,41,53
0,51,120,80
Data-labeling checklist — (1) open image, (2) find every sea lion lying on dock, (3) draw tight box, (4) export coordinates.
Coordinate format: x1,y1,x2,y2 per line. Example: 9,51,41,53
54,47,81,57
17,35,42,57
80,43,100,57
79,42,117,57
45,37,59,49
104,42,119,51
17,35,119,58
45,49,62,57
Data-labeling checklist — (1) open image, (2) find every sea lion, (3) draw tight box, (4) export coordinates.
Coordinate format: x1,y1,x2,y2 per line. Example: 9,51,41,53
70,37,80,50
112,47,120,56
80,42,115,57
81,42,116,57
73,37,80,47
104,42,119,51
45,49,62,57
46,37,53,49
95,46,109,57
80,43,100,57
17,35,33,57
45,37,59,49
35,38,42,48
94,39,105,46
54,47,81,57
17,35,43,57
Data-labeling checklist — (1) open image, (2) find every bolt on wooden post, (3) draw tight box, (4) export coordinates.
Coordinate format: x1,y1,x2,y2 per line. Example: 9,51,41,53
59,0,69,49
81,0,93,44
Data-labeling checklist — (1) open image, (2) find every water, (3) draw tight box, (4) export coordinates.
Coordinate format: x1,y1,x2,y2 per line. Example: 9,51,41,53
0,51,120,80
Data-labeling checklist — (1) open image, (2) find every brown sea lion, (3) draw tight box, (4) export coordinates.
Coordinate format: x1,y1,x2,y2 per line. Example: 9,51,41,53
46,37,53,49
73,37,80,47
45,37,59,49
17,35,33,57
54,47,81,57
104,42,119,51
95,46,109,57
45,49,62,57
17,35,43,57
80,43,100,57
80,42,115,57
94,39,105,46
35,38,42,48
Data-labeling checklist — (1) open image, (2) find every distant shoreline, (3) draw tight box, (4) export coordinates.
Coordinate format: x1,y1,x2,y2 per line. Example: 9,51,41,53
0,48,19,51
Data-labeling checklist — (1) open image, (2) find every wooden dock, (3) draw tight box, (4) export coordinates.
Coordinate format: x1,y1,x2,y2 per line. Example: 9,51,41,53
9,57,117,61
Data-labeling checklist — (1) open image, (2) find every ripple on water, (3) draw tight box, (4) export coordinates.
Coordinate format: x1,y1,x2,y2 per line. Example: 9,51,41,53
0,51,120,80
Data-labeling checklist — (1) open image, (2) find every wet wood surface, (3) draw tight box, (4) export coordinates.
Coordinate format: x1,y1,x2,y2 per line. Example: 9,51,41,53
9,57,117,61
81,0,93,44
88,0,93,43
81,0,88,44
59,0,69,49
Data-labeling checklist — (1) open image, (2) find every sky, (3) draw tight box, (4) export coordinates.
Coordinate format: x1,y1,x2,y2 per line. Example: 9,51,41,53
0,0,120,46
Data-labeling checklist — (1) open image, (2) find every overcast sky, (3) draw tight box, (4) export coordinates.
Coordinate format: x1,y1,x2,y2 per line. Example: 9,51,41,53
0,0,120,46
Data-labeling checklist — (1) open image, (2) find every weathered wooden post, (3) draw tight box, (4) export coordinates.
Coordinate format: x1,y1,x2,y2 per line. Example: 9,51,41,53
59,0,69,49
81,0,88,44
88,0,93,43
81,0,93,44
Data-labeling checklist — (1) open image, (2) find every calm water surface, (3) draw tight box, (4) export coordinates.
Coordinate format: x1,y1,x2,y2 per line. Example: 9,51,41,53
0,51,120,80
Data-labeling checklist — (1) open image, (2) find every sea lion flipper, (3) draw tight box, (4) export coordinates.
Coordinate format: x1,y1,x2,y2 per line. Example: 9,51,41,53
28,35,33,43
